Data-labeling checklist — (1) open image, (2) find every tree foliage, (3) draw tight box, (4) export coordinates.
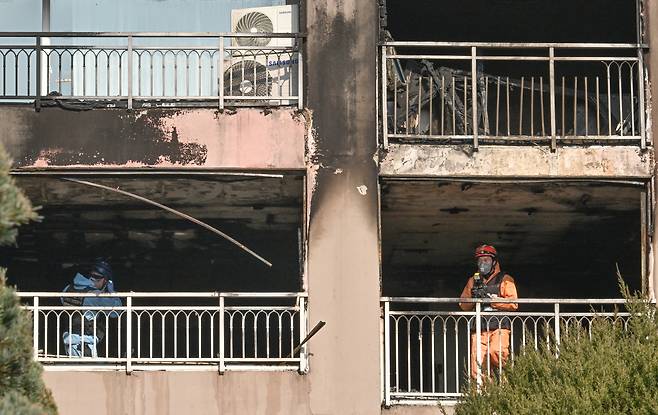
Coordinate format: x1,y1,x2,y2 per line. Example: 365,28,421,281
454,281,658,415
0,145,56,414
0,146,39,246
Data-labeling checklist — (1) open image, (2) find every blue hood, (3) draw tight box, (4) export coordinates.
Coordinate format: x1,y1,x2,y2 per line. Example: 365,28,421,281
69,273,122,310
72,273,98,291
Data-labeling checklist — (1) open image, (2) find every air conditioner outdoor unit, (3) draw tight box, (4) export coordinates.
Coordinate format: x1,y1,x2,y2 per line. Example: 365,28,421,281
231,5,298,48
225,5,299,104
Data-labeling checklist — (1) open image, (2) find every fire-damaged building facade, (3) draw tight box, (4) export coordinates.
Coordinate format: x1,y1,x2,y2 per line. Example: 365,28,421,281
0,0,656,413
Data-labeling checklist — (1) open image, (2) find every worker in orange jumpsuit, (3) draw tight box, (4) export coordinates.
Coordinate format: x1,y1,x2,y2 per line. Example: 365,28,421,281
459,244,518,381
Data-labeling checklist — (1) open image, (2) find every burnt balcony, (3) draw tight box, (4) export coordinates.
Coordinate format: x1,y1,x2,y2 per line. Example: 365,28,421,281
19,291,308,373
381,296,641,405
380,42,648,149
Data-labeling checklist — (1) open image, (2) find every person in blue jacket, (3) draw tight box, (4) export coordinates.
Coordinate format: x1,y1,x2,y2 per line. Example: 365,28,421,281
61,259,122,357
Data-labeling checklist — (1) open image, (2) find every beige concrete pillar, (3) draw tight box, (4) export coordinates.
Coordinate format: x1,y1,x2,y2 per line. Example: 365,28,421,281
305,0,382,413
646,0,658,300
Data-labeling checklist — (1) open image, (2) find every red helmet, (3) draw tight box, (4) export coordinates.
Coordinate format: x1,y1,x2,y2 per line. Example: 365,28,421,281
475,244,497,258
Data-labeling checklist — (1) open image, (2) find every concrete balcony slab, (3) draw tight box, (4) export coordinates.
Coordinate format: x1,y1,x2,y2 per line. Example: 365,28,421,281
380,144,652,179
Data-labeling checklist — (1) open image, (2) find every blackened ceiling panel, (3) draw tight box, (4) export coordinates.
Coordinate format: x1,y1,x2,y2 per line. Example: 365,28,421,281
386,0,638,43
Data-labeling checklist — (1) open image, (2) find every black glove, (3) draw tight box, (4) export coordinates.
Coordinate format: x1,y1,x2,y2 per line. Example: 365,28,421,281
471,272,487,298
471,285,488,299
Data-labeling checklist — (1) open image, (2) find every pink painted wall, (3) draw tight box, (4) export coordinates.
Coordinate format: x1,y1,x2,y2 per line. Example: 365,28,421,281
0,107,306,170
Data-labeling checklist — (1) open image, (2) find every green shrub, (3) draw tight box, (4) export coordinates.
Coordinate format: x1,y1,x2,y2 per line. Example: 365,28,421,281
0,272,57,415
454,282,658,415
0,145,55,414
0,391,53,415
0,146,39,246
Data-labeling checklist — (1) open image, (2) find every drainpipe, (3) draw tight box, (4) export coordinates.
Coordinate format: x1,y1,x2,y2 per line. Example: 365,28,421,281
40,0,50,97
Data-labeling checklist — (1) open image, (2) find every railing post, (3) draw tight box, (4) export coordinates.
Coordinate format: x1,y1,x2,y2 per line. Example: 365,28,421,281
642,190,648,295
549,47,557,151
219,294,225,373
126,295,132,374
127,35,133,110
475,301,482,389
638,48,647,149
218,36,224,110
554,302,560,357
35,36,41,111
297,37,303,110
298,295,307,373
381,45,389,148
33,296,39,360
471,46,479,150
384,300,391,407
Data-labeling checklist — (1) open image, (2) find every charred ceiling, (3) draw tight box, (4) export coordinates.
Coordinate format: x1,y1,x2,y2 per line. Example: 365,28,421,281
1,175,304,293
384,0,639,43
381,180,643,298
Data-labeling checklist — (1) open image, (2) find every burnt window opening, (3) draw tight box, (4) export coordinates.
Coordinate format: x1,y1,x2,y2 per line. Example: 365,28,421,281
383,0,641,44
380,180,644,299
3,174,307,366
1,174,305,294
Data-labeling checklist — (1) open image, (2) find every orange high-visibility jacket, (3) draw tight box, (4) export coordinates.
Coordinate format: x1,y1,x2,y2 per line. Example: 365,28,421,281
459,263,518,311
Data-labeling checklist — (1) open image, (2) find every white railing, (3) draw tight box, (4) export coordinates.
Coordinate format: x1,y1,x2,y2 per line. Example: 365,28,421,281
381,297,633,405
18,292,307,372
0,32,303,109
381,42,647,149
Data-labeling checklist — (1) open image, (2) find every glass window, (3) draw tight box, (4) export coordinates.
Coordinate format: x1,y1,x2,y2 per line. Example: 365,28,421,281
0,0,41,31
50,0,288,32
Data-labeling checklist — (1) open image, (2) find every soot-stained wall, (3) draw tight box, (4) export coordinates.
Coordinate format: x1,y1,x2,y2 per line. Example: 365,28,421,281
0,107,306,170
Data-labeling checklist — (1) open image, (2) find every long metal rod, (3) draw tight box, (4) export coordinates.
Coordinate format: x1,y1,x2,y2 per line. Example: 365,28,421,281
35,37,41,109
471,47,478,149
288,320,325,358
33,296,39,359
219,295,225,373
126,296,133,373
0,44,298,51
387,55,640,62
297,39,304,109
383,41,647,48
127,35,133,109
381,297,637,304
41,365,299,372
11,170,287,177
18,292,305,298
0,32,306,38
638,49,647,147
298,297,308,372
549,47,556,150
379,177,648,186
475,302,482,388
382,46,389,148
641,190,648,295
218,36,224,110
61,178,272,267
384,301,386,407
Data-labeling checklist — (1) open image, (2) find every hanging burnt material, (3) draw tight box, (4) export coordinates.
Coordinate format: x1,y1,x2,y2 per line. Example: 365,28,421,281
386,58,638,140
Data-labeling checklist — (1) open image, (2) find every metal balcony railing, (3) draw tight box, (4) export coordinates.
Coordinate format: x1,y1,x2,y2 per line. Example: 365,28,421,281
381,42,648,149
381,297,634,405
18,292,308,372
0,32,303,109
